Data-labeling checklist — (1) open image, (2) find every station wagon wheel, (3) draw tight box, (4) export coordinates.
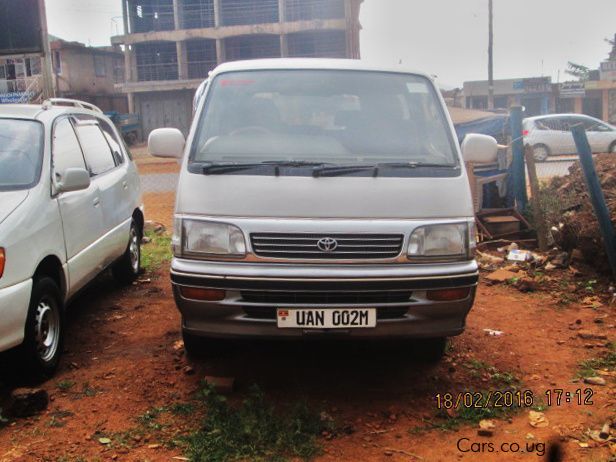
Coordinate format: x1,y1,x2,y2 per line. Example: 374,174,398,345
532,144,550,162
112,219,141,285
35,297,61,363
610,142,616,154
14,277,64,380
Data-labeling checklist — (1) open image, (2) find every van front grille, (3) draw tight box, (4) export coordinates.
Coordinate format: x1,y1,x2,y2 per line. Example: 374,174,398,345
241,291,413,305
250,233,404,260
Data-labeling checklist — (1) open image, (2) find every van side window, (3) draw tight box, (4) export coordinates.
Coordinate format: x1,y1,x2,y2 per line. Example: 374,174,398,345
52,118,87,174
98,118,125,164
75,124,117,176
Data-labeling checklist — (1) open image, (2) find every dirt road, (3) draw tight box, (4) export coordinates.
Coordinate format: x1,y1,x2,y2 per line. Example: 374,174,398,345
0,190,614,462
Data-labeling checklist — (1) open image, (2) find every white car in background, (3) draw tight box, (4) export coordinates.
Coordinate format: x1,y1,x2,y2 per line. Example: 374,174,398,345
0,103,143,379
524,113,616,161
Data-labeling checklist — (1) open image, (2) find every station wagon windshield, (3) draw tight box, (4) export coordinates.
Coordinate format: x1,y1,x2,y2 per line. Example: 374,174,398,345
191,70,458,173
0,119,44,191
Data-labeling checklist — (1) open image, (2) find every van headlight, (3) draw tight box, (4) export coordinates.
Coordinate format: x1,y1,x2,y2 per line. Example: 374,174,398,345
407,223,474,261
179,219,246,257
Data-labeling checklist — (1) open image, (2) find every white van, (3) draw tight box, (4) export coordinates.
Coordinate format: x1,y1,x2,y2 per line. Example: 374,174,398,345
149,59,496,360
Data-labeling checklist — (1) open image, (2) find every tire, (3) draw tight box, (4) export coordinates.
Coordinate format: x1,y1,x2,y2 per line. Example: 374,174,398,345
182,327,228,359
14,277,64,380
414,337,448,363
112,219,141,285
609,142,616,154
532,144,550,162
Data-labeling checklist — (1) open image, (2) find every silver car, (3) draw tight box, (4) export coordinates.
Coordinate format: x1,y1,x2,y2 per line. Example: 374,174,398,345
149,59,498,361
524,114,616,161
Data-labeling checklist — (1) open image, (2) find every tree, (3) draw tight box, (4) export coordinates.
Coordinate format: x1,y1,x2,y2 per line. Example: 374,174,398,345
565,62,591,81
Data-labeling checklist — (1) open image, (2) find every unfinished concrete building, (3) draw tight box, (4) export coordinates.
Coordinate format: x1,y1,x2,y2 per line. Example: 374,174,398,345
113,0,363,136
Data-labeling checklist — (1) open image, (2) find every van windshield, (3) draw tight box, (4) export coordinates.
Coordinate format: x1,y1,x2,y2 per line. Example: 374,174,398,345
0,119,44,191
190,70,458,171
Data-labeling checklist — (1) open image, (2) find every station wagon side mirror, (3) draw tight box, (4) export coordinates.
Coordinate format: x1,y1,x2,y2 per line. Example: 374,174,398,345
56,168,91,193
461,134,498,164
149,128,185,159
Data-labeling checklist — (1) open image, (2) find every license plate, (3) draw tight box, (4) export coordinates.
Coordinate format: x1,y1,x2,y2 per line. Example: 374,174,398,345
277,308,377,329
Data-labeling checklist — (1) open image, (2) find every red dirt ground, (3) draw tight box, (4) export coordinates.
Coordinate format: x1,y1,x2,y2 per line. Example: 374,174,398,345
0,193,614,462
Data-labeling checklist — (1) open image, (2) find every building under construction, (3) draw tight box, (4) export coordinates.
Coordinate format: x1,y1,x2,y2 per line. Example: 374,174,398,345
113,0,363,136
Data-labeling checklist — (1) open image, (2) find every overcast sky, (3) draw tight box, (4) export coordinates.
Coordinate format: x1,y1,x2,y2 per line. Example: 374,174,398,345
46,0,616,88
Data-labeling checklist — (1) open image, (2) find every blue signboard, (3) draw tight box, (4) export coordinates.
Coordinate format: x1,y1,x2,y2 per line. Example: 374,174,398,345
0,91,33,103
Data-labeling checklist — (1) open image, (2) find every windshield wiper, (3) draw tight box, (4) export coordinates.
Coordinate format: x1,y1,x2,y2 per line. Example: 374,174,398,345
378,162,459,169
202,162,267,175
201,161,334,175
312,164,378,178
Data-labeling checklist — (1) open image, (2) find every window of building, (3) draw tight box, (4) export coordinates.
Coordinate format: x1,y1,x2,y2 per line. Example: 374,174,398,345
53,51,62,74
94,55,106,77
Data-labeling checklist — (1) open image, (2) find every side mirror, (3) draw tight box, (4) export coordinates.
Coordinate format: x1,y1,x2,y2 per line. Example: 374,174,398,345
149,128,185,159
461,134,498,164
56,168,91,193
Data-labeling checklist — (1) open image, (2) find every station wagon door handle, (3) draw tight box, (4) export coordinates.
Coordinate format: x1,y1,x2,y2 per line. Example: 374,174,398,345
122,181,128,190
93,198,100,207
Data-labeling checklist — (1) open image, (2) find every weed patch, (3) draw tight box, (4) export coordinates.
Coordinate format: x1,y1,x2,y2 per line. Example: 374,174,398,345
577,343,616,378
185,384,330,462
141,231,172,272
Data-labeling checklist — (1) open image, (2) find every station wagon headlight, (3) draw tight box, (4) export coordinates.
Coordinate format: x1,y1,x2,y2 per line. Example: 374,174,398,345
407,223,472,261
181,220,246,257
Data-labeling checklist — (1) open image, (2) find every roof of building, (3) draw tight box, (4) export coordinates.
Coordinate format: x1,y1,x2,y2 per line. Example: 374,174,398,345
210,58,432,80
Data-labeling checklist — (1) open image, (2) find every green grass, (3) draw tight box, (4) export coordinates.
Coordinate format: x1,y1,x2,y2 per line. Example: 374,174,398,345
464,360,520,387
409,391,520,434
57,380,75,391
577,343,616,378
185,384,330,462
170,402,196,416
47,409,74,428
137,406,167,431
141,231,172,272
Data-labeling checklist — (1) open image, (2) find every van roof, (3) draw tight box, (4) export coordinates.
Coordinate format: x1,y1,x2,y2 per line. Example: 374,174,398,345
210,58,433,80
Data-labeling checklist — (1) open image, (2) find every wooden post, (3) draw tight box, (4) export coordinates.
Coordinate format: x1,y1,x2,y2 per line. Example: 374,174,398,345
572,124,616,279
524,144,548,251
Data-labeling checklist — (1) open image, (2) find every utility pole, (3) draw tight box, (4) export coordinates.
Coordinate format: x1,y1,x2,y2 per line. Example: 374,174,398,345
487,0,494,110
38,0,55,99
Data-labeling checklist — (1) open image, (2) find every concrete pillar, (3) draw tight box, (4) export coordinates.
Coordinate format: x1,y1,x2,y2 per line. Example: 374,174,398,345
602,89,609,122
214,0,222,27
216,39,225,64
280,35,288,57
574,96,583,114
124,44,133,82
122,0,129,34
177,41,188,80
128,92,135,114
278,0,286,22
173,0,182,30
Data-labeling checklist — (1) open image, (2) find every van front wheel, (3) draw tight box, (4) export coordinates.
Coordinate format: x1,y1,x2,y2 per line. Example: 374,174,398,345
415,337,448,363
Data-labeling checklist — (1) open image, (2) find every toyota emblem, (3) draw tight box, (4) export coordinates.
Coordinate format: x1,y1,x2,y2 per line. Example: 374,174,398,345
317,237,338,252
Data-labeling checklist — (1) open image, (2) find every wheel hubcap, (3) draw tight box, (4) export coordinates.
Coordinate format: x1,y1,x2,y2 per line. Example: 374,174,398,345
35,298,60,363
129,228,139,273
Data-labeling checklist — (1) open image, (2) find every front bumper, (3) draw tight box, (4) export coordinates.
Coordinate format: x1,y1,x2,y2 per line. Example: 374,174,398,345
0,279,32,352
171,259,479,339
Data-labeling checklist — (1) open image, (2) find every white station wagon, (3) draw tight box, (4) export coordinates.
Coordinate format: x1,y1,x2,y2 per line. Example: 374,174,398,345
0,103,143,379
